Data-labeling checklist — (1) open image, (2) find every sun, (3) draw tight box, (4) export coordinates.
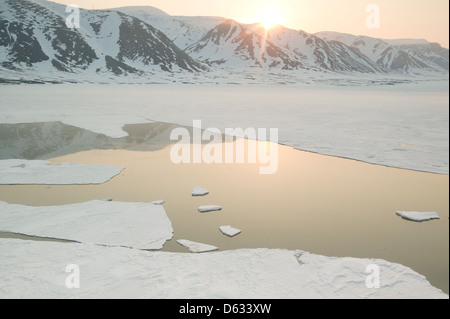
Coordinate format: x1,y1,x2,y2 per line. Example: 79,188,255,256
257,8,283,30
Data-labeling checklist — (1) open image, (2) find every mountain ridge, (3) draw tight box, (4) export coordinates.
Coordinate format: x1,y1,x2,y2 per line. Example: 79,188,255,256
0,1,448,83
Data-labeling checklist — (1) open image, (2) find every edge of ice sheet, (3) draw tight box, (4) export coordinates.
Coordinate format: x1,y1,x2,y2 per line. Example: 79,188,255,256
0,239,447,299
177,239,219,253
0,160,124,185
396,211,440,222
192,187,209,197
198,205,222,213
219,226,242,237
0,201,173,250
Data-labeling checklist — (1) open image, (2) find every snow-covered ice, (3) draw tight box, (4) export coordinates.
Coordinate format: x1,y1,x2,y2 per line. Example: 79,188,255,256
396,211,440,222
177,239,219,253
0,160,124,185
0,201,173,250
0,84,447,174
0,239,447,299
198,205,222,213
219,226,242,237
192,186,209,196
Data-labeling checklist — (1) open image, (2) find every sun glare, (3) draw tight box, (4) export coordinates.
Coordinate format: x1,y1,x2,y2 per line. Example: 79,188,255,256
257,8,283,30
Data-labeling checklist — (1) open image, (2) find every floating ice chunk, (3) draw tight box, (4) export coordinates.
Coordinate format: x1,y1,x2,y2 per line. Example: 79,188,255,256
177,239,219,253
102,198,113,202
0,160,124,185
0,200,173,250
0,239,448,299
192,187,209,196
152,200,166,205
198,205,222,213
396,211,440,222
219,226,242,237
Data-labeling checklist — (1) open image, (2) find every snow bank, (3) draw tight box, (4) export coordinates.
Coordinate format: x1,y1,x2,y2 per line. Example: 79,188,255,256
0,239,447,299
0,160,124,185
177,239,219,253
219,226,242,237
396,211,440,222
0,201,173,250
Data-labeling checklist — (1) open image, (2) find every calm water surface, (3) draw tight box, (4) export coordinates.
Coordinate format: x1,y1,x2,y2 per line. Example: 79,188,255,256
0,139,448,293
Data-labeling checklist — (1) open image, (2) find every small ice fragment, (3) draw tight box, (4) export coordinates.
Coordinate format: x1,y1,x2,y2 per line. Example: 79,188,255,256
219,226,242,237
152,200,165,205
192,187,209,196
396,211,440,222
177,239,218,253
198,205,222,213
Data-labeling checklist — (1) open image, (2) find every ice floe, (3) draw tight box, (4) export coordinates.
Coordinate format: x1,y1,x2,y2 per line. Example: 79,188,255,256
219,226,242,237
0,160,124,185
177,239,219,253
0,239,447,299
198,205,222,213
0,201,173,249
396,211,440,222
192,186,209,197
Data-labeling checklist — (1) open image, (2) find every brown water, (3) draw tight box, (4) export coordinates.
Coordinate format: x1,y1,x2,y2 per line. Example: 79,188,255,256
0,141,448,294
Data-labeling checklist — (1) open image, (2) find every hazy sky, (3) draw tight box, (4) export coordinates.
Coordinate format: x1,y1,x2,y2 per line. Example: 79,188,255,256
51,0,449,47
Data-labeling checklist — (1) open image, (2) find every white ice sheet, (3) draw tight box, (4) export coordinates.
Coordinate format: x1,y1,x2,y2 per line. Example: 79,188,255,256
0,200,173,250
0,239,447,299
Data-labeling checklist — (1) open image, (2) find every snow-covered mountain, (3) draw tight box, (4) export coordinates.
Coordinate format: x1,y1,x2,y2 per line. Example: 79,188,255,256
391,42,449,71
249,24,384,73
186,20,308,70
115,6,225,50
315,31,448,73
0,0,206,79
0,0,448,83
